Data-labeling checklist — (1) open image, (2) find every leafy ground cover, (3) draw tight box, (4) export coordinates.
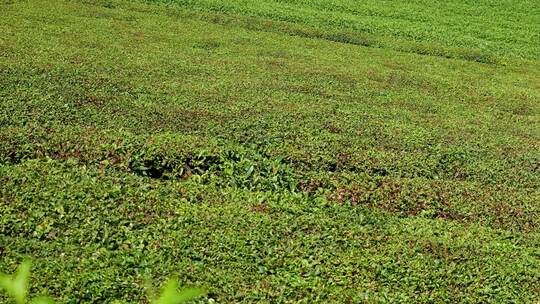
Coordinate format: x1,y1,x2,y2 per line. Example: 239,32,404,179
0,0,539,302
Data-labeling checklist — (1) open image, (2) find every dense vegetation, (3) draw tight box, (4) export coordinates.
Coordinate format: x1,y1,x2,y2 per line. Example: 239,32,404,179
1,0,539,302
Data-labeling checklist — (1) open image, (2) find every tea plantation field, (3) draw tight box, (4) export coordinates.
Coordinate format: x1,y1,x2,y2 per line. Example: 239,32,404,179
1,0,539,302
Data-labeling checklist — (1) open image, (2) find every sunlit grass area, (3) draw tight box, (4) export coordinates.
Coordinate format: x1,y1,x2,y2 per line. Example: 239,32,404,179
1,0,539,302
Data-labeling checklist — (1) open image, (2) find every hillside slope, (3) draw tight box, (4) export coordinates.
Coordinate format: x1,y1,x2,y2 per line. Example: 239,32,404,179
1,0,539,302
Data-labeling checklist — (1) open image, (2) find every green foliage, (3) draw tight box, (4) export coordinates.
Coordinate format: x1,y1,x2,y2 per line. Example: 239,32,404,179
0,0,539,302
152,279,204,304
0,262,55,304
144,0,539,62
0,261,30,304
0,262,203,304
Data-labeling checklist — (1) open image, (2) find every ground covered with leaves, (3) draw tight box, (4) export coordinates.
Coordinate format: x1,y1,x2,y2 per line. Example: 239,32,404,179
1,0,539,302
